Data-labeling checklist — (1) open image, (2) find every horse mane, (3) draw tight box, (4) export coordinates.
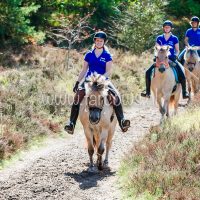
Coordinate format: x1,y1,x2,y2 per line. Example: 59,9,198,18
154,45,171,57
85,73,109,96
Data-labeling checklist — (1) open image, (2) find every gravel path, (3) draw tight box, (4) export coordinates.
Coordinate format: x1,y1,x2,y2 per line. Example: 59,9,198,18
0,99,169,200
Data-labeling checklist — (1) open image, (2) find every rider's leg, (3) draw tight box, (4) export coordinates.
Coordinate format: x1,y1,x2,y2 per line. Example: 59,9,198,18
108,83,130,132
198,50,200,57
64,89,85,134
178,49,186,65
141,64,155,97
174,61,189,99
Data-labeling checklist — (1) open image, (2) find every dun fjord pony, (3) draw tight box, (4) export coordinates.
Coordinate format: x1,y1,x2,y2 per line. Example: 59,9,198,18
79,73,117,172
151,45,181,121
184,46,200,101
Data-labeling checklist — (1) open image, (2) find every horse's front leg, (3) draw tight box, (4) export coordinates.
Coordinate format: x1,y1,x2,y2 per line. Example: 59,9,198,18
104,129,114,168
187,78,192,102
192,78,199,94
164,98,170,118
157,95,165,116
164,92,173,118
85,129,96,173
97,143,104,170
97,129,108,170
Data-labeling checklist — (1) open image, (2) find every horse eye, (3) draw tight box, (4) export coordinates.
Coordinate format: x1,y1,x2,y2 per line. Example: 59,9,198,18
165,56,168,59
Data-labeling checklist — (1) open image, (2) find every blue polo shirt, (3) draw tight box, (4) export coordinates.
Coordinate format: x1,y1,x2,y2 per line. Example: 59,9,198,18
84,48,112,78
156,34,179,60
185,28,200,46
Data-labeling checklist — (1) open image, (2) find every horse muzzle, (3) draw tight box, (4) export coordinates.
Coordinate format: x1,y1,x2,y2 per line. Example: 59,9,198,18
89,107,102,125
158,65,166,73
188,66,194,72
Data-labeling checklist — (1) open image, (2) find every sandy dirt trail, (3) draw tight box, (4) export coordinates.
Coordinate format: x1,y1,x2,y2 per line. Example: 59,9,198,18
0,98,171,200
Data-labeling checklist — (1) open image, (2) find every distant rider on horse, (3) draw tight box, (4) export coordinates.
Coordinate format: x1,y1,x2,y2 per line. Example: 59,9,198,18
141,20,189,99
178,16,200,64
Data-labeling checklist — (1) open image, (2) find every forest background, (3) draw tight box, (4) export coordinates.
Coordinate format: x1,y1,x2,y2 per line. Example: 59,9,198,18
0,0,200,53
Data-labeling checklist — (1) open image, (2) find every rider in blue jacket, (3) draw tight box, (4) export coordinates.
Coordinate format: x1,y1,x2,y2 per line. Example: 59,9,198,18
64,31,130,134
141,20,189,99
178,16,200,64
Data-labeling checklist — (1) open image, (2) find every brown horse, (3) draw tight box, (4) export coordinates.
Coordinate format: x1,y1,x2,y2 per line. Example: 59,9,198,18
184,46,200,101
151,45,181,121
79,73,117,172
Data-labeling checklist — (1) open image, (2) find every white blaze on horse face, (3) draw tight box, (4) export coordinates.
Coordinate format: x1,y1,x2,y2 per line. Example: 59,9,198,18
157,48,169,62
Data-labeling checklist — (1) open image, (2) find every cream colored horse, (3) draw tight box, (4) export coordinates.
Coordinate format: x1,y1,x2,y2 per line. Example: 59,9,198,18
184,46,200,101
151,45,181,121
79,73,117,172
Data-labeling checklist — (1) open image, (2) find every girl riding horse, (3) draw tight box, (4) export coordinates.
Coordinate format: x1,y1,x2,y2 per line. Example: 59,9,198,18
178,16,200,65
141,20,189,99
64,31,130,134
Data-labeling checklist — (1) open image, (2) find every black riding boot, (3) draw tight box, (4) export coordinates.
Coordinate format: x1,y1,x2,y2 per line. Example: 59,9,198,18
141,77,151,98
64,103,80,134
174,62,189,99
180,79,189,99
113,103,130,132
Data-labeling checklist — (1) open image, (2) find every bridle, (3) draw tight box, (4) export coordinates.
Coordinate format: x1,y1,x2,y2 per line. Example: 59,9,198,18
155,59,169,68
186,61,196,66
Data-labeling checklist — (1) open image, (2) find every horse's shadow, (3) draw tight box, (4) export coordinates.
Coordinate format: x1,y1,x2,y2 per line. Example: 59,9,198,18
64,167,115,190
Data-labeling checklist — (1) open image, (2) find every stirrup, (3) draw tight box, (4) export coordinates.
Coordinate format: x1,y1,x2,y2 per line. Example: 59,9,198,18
141,91,150,98
182,92,189,99
64,122,75,134
120,119,130,132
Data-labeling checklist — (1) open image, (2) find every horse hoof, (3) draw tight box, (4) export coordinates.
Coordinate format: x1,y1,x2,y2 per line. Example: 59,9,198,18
88,165,97,174
103,160,110,170
103,160,109,167
160,108,165,115
98,164,103,171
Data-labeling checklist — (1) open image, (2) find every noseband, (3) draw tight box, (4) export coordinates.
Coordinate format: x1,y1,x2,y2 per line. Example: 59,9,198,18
155,60,169,68
186,61,196,66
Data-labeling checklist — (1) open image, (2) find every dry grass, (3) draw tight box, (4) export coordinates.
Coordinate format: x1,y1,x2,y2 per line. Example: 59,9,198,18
119,102,200,199
0,45,152,161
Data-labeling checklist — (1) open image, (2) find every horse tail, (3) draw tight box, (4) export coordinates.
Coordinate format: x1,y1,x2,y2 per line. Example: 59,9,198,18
169,95,175,109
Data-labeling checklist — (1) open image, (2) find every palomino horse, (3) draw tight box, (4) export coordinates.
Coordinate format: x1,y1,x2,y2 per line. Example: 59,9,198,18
79,73,117,172
184,46,200,101
151,45,181,121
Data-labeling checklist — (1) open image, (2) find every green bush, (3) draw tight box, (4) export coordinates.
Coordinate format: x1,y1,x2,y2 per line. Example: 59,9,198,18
0,0,44,45
110,0,167,53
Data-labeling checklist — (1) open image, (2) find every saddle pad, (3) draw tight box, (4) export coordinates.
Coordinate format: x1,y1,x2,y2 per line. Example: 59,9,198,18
171,67,179,83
